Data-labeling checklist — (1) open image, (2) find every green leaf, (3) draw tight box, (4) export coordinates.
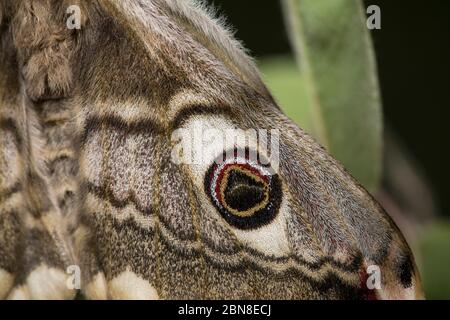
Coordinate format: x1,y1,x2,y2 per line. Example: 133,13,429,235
281,0,383,192
258,56,314,134
419,222,450,299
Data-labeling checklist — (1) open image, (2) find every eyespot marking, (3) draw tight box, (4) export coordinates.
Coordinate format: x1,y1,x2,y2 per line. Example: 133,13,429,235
204,148,282,230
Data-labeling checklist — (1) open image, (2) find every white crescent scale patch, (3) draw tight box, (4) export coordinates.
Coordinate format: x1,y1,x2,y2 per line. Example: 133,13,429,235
231,197,290,257
108,269,159,300
7,285,31,300
84,272,108,300
8,264,75,300
0,269,14,299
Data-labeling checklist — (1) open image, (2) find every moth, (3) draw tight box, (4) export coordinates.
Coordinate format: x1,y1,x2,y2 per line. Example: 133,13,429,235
0,0,423,299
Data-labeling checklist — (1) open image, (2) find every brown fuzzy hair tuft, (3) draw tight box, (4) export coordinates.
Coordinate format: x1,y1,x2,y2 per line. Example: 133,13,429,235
9,0,89,101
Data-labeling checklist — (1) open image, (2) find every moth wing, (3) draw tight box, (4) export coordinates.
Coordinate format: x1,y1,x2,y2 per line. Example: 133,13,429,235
161,109,424,300
69,0,423,300
265,110,424,299
78,103,423,300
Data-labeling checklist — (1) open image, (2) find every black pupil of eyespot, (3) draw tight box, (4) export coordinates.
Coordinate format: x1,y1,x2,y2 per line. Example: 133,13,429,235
224,169,266,212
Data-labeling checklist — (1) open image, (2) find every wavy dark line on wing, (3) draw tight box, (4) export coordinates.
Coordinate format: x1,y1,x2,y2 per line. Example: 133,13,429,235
80,115,165,147
85,186,363,275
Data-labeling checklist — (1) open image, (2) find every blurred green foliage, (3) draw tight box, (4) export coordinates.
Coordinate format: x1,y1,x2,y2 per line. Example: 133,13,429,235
281,0,383,192
259,56,313,133
419,222,450,299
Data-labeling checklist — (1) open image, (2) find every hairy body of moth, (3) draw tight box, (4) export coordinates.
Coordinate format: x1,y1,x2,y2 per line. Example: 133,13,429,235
0,0,423,300
0,0,80,298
